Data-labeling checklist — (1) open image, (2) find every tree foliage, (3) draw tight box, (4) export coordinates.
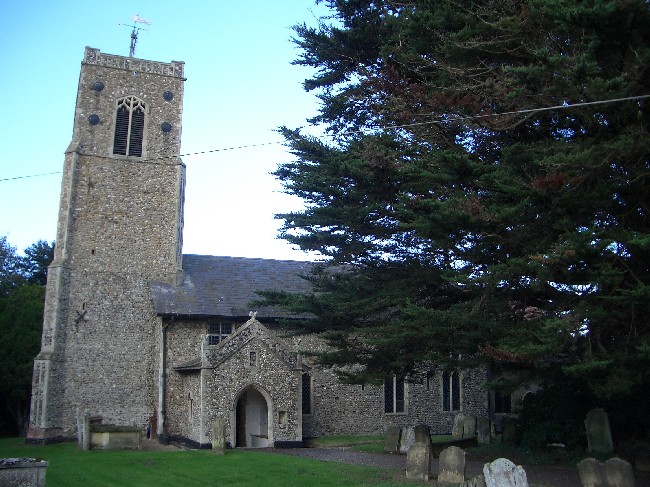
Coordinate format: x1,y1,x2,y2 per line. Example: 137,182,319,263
0,237,53,435
265,0,650,398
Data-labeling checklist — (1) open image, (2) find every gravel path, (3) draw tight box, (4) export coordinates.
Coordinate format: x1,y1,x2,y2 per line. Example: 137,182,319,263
262,447,650,487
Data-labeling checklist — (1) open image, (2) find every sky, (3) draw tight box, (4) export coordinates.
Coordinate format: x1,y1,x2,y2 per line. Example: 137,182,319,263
0,1,330,261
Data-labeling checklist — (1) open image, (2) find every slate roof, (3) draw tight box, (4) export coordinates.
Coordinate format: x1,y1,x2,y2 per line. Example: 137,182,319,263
150,254,314,319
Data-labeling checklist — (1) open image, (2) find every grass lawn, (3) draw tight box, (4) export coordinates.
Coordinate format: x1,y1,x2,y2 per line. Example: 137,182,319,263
0,438,411,487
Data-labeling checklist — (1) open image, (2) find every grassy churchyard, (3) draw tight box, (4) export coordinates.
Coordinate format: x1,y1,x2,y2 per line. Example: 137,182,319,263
0,437,411,487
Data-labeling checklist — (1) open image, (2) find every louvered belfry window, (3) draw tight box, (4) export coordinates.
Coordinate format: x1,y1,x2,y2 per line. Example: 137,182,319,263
113,96,146,157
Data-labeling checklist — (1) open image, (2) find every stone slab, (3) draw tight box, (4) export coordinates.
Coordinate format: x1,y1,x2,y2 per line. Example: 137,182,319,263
484,458,528,487
438,445,466,484
585,408,614,455
384,425,401,453
406,441,431,481
399,426,416,454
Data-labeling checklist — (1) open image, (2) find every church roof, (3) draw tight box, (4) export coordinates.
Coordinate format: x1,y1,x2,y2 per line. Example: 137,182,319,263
150,254,314,319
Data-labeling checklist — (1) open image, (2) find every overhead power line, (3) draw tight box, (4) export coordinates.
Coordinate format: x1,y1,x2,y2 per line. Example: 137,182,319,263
2,94,648,183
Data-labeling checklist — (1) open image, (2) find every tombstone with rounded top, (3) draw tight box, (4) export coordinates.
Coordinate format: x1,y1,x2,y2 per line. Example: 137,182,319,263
438,445,466,484
483,458,528,487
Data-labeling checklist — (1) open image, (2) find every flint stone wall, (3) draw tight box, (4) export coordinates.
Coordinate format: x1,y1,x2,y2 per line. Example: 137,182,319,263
203,333,302,447
29,47,185,441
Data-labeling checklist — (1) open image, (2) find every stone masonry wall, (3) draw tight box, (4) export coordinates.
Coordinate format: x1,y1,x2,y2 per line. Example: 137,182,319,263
289,334,490,437
165,320,204,442
164,320,490,444
203,335,301,447
165,319,303,447
29,48,185,441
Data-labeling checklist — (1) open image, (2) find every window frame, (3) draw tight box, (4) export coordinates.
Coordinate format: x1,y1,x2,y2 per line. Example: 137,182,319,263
112,95,147,157
493,390,512,414
384,376,406,414
207,322,234,346
442,370,462,413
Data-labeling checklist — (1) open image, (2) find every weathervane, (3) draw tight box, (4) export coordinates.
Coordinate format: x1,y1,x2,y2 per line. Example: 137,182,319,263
119,14,151,57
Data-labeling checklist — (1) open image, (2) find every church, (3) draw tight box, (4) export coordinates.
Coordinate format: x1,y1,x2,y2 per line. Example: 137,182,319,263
27,47,509,448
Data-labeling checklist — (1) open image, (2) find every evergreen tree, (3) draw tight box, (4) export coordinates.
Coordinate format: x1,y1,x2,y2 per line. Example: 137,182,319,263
20,240,54,286
266,0,650,399
0,237,53,435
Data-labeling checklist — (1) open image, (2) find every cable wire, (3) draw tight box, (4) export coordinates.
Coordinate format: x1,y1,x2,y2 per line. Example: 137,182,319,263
2,94,648,183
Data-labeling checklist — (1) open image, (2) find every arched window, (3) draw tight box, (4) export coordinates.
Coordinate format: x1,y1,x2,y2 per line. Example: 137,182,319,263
442,370,461,412
113,96,146,157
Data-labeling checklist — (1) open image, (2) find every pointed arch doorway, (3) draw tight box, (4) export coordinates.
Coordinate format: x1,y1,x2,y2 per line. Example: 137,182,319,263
235,386,271,448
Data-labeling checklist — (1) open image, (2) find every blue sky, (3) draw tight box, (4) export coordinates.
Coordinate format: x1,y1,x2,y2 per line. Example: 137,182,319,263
0,1,328,260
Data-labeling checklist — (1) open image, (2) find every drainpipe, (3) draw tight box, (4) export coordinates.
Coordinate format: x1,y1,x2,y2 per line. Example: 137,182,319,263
158,317,173,444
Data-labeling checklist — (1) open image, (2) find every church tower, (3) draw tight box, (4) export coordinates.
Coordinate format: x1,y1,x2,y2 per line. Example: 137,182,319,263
28,47,186,442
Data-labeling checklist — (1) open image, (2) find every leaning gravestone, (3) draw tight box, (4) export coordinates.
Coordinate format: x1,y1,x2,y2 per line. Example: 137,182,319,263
399,426,416,454
585,408,614,455
578,457,636,487
502,417,517,445
463,414,477,438
438,445,466,484
414,424,431,445
477,416,491,444
452,413,466,439
405,441,432,481
483,458,528,487
384,425,401,453
212,417,226,455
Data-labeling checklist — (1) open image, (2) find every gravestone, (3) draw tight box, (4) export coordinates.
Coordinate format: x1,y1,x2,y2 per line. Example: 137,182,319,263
463,475,487,487
463,414,477,438
452,413,466,439
578,457,604,487
578,457,636,487
604,457,636,487
585,408,614,455
477,416,491,444
502,417,517,445
438,445,466,484
483,458,528,487
384,425,401,453
399,426,416,454
414,424,431,445
212,417,226,455
405,441,432,481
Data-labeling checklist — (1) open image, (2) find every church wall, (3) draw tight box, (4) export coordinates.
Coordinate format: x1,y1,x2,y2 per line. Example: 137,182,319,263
289,335,490,437
203,337,301,447
28,48,186,441
165,320,204,442
163,319,491,444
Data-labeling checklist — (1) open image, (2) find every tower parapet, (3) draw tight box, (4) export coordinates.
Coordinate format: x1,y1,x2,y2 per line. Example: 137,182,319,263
83,47,185,79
